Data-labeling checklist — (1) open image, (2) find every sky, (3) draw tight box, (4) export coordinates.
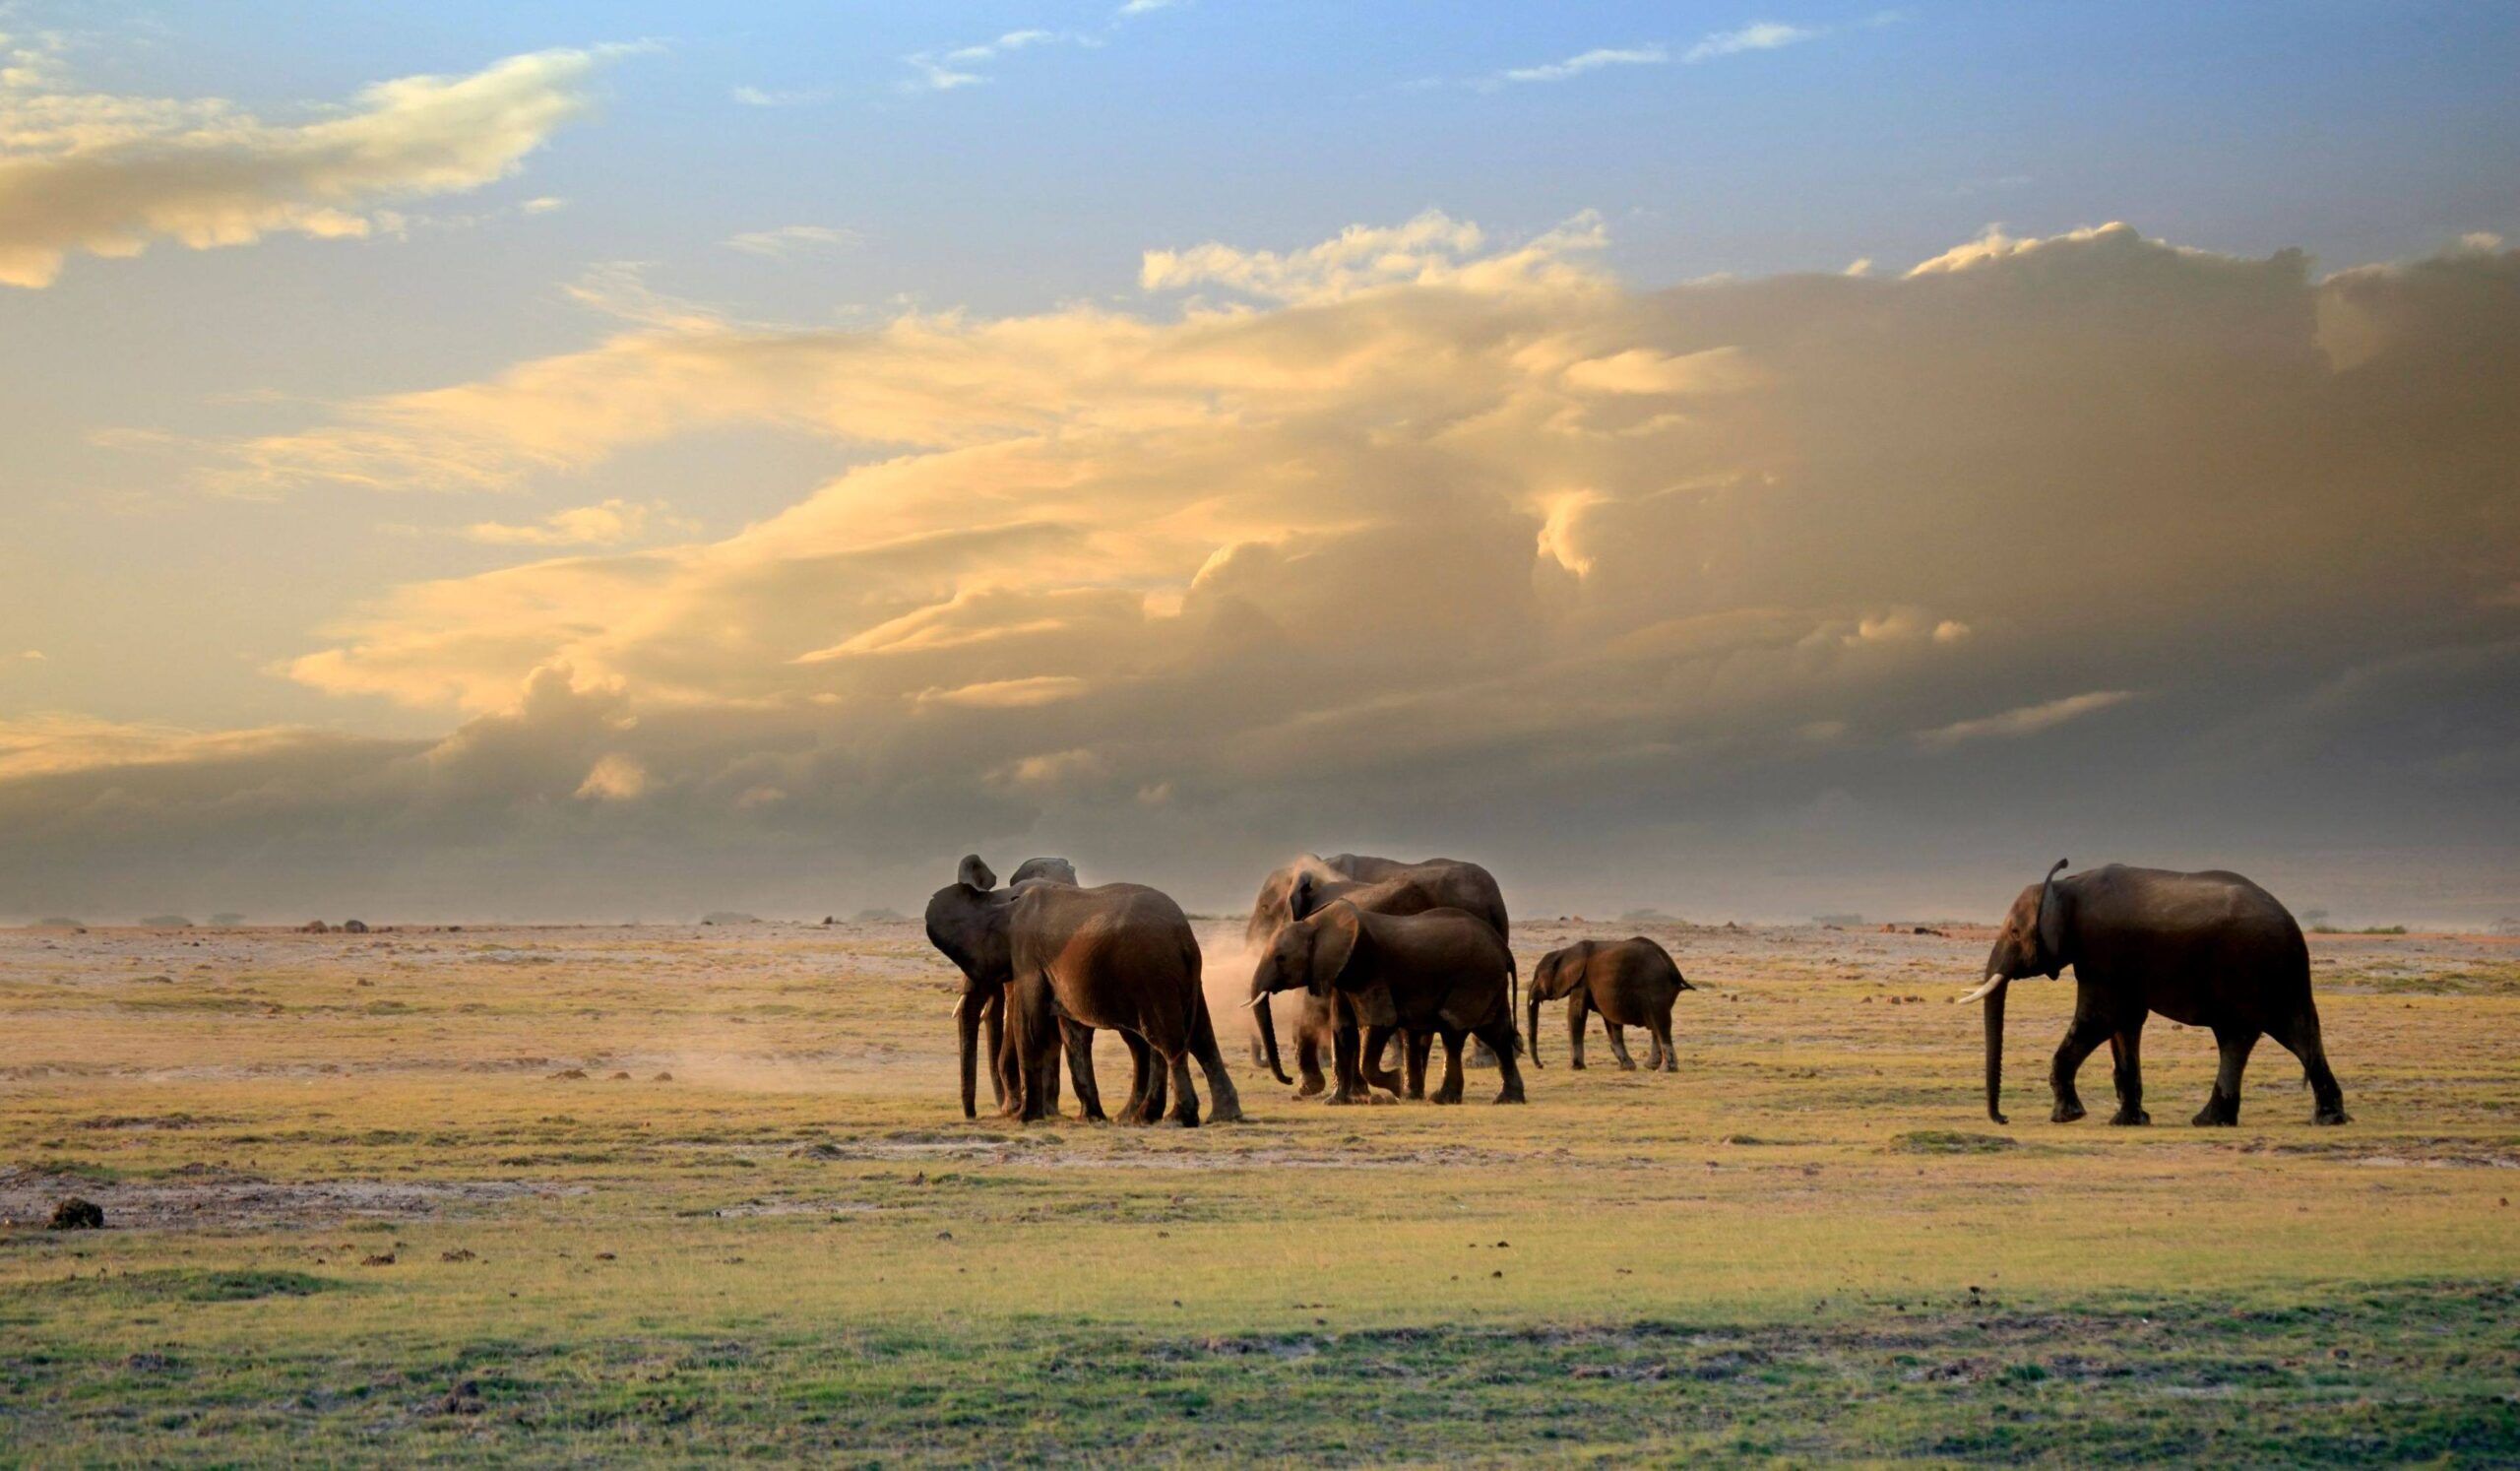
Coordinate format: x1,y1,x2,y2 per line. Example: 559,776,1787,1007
1,2,2515,925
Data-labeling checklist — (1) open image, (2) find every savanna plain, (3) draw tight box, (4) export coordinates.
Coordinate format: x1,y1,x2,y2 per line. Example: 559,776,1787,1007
2,916,2515,1465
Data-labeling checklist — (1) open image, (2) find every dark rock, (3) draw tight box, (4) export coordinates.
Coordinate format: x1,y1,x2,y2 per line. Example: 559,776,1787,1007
47,1197,104,1230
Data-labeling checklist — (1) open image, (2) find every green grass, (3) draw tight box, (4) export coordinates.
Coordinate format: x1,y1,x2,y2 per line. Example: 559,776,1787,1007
2,919,2515,1463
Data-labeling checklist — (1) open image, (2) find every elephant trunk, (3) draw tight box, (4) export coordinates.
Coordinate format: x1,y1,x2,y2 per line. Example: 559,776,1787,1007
1526,988,1544,1067
955,991,982,1119
1983,975,2009,1125
1254,993,1293,1085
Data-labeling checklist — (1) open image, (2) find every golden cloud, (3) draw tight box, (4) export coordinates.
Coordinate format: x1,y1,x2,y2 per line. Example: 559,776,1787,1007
12,218,2519,917
0,46,620,288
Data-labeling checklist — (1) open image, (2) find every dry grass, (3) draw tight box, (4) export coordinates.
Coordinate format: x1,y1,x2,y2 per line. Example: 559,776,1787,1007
1,919,2514,1461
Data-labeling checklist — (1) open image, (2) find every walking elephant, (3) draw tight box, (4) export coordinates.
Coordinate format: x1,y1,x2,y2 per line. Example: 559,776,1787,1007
1242,854,1508,1100
1249,900,1525,1106
1957,861,2348,1127
926,856,1242,1125
1527,937,1694,1071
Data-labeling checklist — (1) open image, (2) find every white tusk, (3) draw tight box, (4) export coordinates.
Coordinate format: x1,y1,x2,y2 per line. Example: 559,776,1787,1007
1953,974,2005,1005
1243,993,1270,1009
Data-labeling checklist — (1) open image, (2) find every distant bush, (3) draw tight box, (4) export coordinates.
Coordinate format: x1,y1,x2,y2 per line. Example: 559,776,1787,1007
700,911,760,926
138,915,194,927
2311,925,2407,935
1813,913,1864,927
36,917,85,928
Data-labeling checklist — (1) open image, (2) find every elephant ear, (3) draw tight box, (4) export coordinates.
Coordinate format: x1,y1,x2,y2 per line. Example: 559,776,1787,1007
1306,903,1364,994
1289,871,1317,921
2034,859,2070,978
1009,856,1077,887
956,855,997,891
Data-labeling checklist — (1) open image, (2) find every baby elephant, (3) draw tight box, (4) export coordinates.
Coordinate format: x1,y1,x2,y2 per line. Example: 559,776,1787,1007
1527,937,1694,1071
1250,902,1526,1105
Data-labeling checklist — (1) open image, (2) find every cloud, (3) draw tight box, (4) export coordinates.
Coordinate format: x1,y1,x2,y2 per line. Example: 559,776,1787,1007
1915,690,2139,749
0,46,626,288
724,224,862,258
730,86,829,108
1499,45,1669,85
1681,22,1819,63
19,220,2520,920
905,29,1062,93
462,498,685,547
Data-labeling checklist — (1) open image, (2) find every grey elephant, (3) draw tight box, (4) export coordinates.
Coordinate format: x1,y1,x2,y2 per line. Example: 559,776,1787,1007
1242,853,1508,1100
926,856,1241,1125
1958,861,2348,1127
1526,936,1694,1071
1249,900,1525,1105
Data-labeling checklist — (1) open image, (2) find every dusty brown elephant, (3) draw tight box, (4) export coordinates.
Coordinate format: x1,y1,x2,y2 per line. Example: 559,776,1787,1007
1526,936,1695,1071
1249,900,1525,1105
926,856,1241,1125
1242,854,1509,1101
1958,861,2348,1127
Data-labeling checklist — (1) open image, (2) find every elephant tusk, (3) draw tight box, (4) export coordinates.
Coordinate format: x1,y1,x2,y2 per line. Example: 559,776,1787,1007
1243,993,1270,1009
1954,974,2004,1005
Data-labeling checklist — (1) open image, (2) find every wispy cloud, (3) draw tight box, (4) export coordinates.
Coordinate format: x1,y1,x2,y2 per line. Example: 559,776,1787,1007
1682,21,1820,62
1480,16,1879,91
725,224,862,258
1500,44,1669,85
904,28,1060,93
731,85,830,108
463,498,687,548
1915,691,2140,749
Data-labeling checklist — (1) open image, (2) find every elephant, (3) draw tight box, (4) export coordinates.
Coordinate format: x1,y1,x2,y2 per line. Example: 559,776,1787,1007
1249,900,1526,1106
1242,854,1509,1098
1958,861,2349,1127
926,856,1242,1125
920,855,1082,1114
1526,937,1695,1071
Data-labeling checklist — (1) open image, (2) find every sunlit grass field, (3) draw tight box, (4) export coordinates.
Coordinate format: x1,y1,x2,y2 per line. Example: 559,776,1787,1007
2,919,2515,1463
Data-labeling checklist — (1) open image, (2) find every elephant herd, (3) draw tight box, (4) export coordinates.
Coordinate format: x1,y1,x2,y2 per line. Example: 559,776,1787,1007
923,852,2351,1130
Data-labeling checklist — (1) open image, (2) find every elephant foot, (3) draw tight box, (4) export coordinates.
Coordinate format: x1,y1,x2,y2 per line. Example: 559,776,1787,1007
2191,1104,2237,1127
2050,1100,2087,1124
2108,1108,2151,1126
2313,1106,2352,1126
1431,1088,1462,1106
1614,1060,1636,1072
1205,1102,1245,1124
1294,1077,1326,1099
1568,1058,1586,1070
1491,1088,1526,1105
1323,1092,1366,1107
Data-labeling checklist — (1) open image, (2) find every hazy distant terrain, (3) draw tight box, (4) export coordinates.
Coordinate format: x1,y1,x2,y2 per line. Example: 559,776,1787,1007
2,920,2514,1461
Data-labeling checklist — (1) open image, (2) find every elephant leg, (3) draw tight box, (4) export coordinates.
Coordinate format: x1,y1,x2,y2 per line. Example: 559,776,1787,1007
1432,1031,1466,1104
1140,1039,1172,1123
2108,1019,2151,1125
1566,991,1590,1070
1477,1021,1527,1104
2048,1007,2110,1122
1653,1004,1678,1073
2195,1025,2257,1125
1404,1030,1432,1100
1062,1021,1106,1122
1604,1021,1637,1071
1119,1031,1156,1123
1295,1027,1328,1098
2265,1008,2350,1125
983,991,1008,1109
1326,1021,1368,1105
1188,998,1245,1123
1361,1024,1405,1096
1165,1049,1202,1127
